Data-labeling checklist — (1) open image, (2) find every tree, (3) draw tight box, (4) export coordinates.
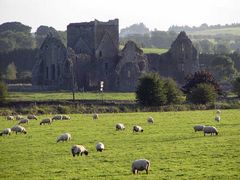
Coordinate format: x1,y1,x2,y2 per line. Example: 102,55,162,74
136,73,166,106
187,83,217,104
164,78,183,104
6,62,17,80
0,72,8,102
232,77,240,97
182,70,221,95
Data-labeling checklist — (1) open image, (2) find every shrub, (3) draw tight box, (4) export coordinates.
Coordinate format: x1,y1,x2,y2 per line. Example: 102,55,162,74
136,73,166,106
0,81,8,102
187,83,218,104
164,78,183,104
232,77,240,97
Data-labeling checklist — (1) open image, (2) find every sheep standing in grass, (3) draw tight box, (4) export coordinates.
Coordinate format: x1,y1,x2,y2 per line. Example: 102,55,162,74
216,109,221,115
147,117,154,124
11,125,27,134
133,125,144,133
203,126,218,136
40,118,52,125
27,115,37,120
18,118,29,125
215,116,221,122
71,145,88,157
132,159,150,174
193,125,205,132
0,128,11,136
96,142,104,152
93,113,99,120
16,115,23,120
52,115,63,121
62,115,71,120
7,116,14,121
116,123,125,131
56,133,71,143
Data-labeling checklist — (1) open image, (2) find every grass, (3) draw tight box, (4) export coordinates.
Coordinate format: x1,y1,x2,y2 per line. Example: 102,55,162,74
6,92,136,101
142,48,168,55
0,110,239,179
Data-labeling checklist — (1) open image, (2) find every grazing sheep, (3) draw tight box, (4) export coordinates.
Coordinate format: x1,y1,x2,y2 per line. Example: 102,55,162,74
71,145,88,157
11,125,27,134
215,116,221,122
193,125,205,132
216,109,221,115
6,116,14,121
16,115,23,120
56,133,71,143
96,142,105,152
203,126,218,136
27,115,37,120
116,123,125,131
92,113,99,120
0,128,11,136
62,115,71,120
40,118,52,125
18,118,29,125
147,117,154,123
132,159,150,174
133,125,144,133
52,115,63,121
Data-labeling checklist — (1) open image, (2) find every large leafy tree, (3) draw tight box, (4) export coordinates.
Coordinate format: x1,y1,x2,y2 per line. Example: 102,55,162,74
164,78,183,104
6,62,17,80
232,77,240,97
136,73,166,106
0,71,8,102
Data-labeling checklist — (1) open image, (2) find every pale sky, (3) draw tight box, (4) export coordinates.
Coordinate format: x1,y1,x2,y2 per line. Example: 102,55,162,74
0,0,240,32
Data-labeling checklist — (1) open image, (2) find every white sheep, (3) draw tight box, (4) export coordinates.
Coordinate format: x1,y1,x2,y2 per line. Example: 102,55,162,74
93,113,99,120
62,115,71,120
56,133,71,143
11,125,27,134
40,118,52,125
203,126,218,136
96,142,105,152
27,115,37,120
71,145,88,157
215,116,221,122
116,123,125,131
18,118,29,125
216,109,221,115
16,115,23,120
6,116,14,121
52,115,63,121
132,159,150,174
193,125,205,132
133,125,144,133
147,117,154,123
0,128,11,136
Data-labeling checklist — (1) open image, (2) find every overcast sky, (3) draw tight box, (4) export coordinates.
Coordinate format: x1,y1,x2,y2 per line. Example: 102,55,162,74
0,0,240,32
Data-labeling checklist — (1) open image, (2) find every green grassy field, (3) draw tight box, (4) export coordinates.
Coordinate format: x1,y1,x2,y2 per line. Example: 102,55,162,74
7,92,136,101
142,48,168,55
0,110,239,179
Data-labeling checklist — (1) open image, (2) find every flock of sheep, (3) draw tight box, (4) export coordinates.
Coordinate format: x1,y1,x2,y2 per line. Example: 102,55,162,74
0,110,222,175
193,109,221,136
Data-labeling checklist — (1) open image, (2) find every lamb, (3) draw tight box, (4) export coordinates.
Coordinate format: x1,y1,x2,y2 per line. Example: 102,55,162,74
71,145,88,157
216,109,221,115
92,113,99,120
96,142,105,152
7,116,14,121
193,125,205,132
203,126,218,136
16,115,23,120
215,116,221,122
18,118,29,125
0,128,11,136
147,117,154,123
40,118,52,125
116,123,125,131
62,115,71,120
11,125,27,134
132,159,150,174
133,125,144,133
27,115,37,120
52,115,63,121
56,133,71,143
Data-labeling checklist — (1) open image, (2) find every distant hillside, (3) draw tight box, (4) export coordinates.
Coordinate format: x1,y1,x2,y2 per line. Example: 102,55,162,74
120,23,150,37
188,27,240,36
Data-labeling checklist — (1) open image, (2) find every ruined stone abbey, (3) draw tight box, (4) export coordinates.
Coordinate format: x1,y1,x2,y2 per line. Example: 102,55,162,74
32,19,199,91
